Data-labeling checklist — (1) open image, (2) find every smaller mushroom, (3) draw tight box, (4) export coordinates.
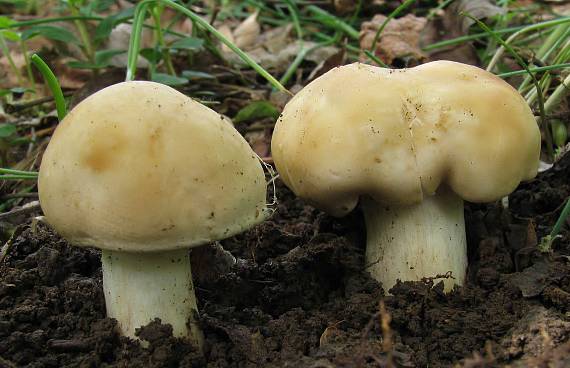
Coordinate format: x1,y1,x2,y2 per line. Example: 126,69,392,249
39,81,269,349
271,61,540,292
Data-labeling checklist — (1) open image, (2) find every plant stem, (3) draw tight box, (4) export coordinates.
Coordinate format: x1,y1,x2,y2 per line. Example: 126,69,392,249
518,27,570,93
69,6,96,65
544,73,570,115
423,17,570,52
0,168,38,176
31,54,67,121
486,18,570,73
3,15,103,29
20,40,36,92
126,0,288,93
0,33,24,87
279,0,304,86
464,13,553,159
0,175,38,180
151,5,176,76
550,197,570,239
497,63,570,78
367,0,416,54
306,5,359,40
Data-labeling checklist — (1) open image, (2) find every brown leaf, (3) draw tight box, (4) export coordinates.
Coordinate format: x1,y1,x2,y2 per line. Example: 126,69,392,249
307,48,347,82
453,0,505,33
334,0,358,15
53,57,91,90
233,11,260,49
245,129,271,158
360,14,427,66
217,23,235,54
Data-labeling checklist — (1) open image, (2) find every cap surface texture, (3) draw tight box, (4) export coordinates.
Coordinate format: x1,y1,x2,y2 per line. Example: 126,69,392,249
271,61,540,216
39,81,268,252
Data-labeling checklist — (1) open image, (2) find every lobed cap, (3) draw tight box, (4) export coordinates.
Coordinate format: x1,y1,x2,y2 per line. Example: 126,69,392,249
272,61,540,216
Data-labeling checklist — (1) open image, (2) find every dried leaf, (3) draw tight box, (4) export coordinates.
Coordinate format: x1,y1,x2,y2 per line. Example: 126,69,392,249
360,14,427,66
217,24,235,54
334,0,358,15
454,0,505,33
106,24,151,68
420,0,505,65
526,220,538,249
245,130,271,158
227,38,338,73
233,11,260,49
307,48,346,82
319,325,340,347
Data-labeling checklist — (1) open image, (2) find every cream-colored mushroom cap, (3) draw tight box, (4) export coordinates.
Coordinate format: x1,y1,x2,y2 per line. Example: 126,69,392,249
272,61,540,216
39,81,268,252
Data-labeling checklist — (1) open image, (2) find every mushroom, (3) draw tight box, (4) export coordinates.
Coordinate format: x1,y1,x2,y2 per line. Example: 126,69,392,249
271,61,540,292
38,81,269,348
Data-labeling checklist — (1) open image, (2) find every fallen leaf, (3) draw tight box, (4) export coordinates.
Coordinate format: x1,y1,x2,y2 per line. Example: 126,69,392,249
270,87,300,111
54,60,91,89
360,14,427,66
453,0,505,33
245,129,271,158
334,0,358,15
228,39,339,73
217,23,235,54
221,22,339,73
106,23,151,68
420,0,505,65
234,101,279,123
307,48,346,82
233,11,260,49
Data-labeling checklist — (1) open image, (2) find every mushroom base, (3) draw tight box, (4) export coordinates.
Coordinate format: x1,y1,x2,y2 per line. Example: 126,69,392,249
362,189,467,293
102,249,203,349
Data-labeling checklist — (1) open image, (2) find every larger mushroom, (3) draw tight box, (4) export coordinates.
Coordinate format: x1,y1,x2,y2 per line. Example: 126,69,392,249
271,61,540,292
39,81,269,348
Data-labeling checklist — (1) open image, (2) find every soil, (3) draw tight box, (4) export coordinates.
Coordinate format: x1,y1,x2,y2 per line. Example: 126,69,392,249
1,154,569,368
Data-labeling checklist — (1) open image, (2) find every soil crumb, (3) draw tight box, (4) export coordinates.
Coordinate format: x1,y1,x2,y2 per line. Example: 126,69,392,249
1,154,570,367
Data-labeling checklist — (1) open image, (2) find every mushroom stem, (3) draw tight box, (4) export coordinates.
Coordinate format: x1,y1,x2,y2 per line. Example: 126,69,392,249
102,249,204,349
361,188,467,293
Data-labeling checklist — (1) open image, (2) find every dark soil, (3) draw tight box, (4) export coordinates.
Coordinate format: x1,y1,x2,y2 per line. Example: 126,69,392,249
1,154,569,368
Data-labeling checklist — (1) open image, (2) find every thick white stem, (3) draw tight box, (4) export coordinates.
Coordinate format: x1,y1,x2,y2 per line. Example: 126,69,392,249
102,249,203,349
362,189,467,293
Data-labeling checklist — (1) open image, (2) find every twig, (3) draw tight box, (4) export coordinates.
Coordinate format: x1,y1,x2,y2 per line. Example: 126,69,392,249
0,200,41,221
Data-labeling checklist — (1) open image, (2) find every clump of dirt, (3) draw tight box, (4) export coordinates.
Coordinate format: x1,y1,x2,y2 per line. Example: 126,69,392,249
1,154,569,367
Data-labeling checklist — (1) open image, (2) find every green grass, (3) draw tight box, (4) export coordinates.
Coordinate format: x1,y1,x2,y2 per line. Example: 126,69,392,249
0,0,569,239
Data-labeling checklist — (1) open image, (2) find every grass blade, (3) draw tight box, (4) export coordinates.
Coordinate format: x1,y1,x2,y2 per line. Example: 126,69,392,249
31,54,66,121
367,0,416,54
497,63,570,78
126,0,288,93
0,168,38,177
462,13,553,158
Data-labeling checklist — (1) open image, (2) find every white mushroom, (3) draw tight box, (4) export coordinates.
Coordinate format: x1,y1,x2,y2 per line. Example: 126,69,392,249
39,81,269,348
271,61,540,292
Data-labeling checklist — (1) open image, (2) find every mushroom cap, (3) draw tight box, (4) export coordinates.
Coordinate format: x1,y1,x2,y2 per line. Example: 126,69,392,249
39,81,268,252
271,61,540,216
